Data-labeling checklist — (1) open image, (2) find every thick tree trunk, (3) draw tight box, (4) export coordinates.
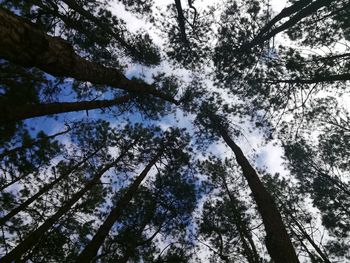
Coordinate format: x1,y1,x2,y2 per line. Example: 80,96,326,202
75,151,163,262
0,95,131,123
0,7,177,104
0,151,128,263
0,148,101,226
212,117,299,263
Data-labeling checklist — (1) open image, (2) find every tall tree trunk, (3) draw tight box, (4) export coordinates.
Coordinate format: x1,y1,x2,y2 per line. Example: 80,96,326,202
287,211,330,263
242,0,334,51
263,73,350,84
0,95,131,123
255,0,313,39
75,151,163,262
0,148,101,226
211,116,299,263
174,0,189,44
0,7,177,104
221,176,261,263
293,233,323,263
0,171,36,192
0,151,128,263
0,126,71,159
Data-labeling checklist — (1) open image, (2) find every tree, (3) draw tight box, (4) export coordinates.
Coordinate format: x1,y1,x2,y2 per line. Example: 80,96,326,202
1,0,349,262
198,157,262,263
194,102,299,262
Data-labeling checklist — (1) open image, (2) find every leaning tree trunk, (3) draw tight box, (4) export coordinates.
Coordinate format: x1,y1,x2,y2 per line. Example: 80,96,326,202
0,147,101,226
0,7,177,104
0,150,129,263
254,0,313,40
212,117,299,263
75,151,163,262
287,210,331,263
242,0,334,51
221,176,261,263
0,126,71,159
0,95,131,123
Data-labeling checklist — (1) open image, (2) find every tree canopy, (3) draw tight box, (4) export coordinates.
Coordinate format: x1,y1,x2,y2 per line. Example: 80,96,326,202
0,0,349,262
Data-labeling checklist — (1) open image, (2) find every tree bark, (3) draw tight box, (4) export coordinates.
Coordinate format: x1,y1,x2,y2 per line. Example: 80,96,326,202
0,151,129,263
0,95,131,123
0,148,101,226
0,7,177,104
75,151,163,262
211,116,299,263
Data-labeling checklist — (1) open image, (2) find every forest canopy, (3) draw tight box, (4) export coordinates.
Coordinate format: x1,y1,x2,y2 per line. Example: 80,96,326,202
0,0,349,262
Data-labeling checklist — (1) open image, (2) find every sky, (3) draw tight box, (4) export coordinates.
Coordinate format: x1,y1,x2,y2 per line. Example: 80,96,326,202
108,0,290,177
3,0,342,261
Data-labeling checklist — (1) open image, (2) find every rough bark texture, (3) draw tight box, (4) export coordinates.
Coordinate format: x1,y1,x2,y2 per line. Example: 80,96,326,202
0,7,177,104
213,119,299,263
0,95,131,123
75,151,162,262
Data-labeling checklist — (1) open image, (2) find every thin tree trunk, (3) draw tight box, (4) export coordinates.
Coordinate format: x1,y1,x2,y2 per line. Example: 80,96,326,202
262,73,350,84
0,171,36,192
0,7,177,104
255,0,313,40
221,176,261,263
0,95,131,123
288,212,330,263
0,151,129,263
0,148,101,226
242,0,334,51
75,151,163,262
293,231,323,263
211,116,299,263
174,0,189,44
59,0,138,56
0,127,71,159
